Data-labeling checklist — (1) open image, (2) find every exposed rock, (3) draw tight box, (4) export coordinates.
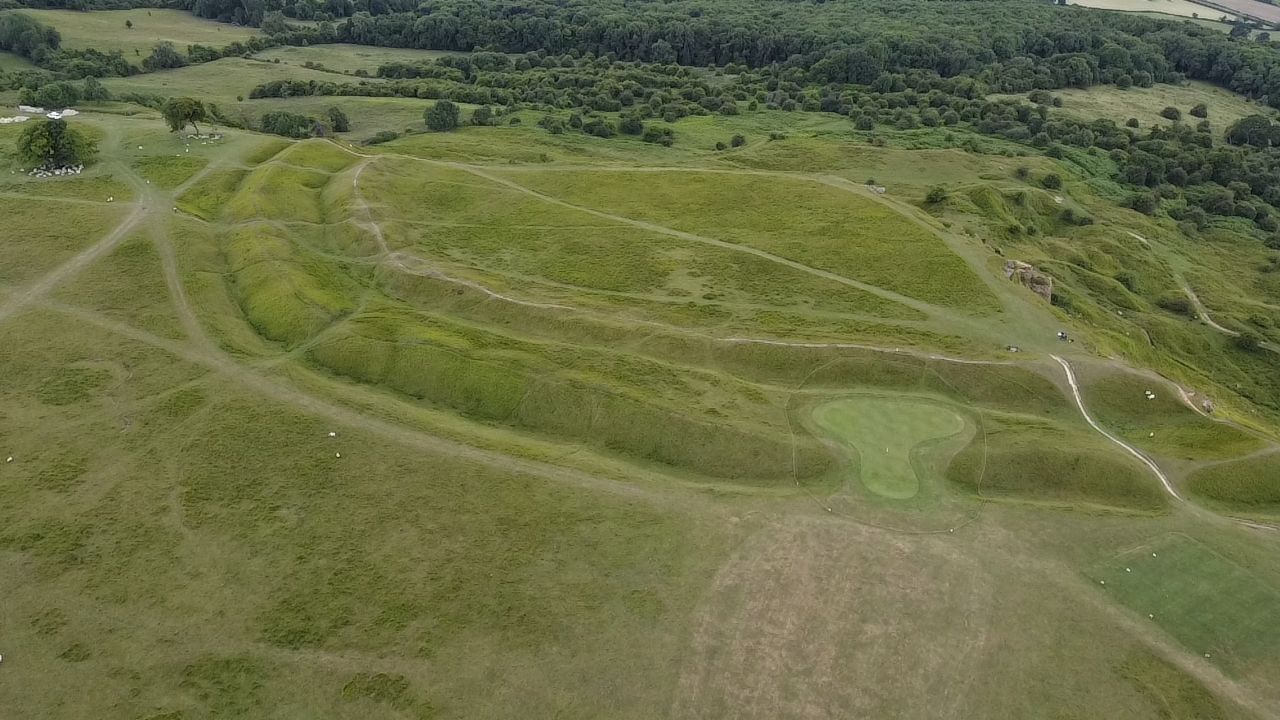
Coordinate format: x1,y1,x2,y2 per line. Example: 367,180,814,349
1004,260,1054,302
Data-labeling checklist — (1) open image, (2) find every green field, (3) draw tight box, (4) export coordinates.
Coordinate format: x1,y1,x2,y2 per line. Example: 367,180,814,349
3,34,1280,717
253,43,470,75
1187,452,1280,512
1076,365,1267,462
813,396,968,499
5,9,259,57
1087,533,1280,674
103,57,369,106
993,81,1273,139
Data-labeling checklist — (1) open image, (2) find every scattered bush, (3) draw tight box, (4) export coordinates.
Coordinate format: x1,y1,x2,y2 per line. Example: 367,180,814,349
365,130,399,145
424,100,460,131
326,106,350,132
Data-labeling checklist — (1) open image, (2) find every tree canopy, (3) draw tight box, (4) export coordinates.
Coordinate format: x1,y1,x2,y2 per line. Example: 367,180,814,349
424,100,460,131
17,118,97,168
162,96,208,134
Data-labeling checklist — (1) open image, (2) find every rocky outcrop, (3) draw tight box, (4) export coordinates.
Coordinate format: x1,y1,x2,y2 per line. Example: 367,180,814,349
1004,260,1053,302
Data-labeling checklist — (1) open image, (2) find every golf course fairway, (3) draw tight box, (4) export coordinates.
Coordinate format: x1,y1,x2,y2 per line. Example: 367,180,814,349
813,396,968,499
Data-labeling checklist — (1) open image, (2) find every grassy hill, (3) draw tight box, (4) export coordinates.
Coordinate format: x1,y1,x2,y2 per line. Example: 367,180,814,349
1,7,1279,718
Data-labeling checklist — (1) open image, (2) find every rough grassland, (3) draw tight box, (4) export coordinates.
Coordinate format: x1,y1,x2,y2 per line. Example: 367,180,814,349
50,235,186,340
131,155,208,190
363,160,923,319
946,413,1168,510
103,58,370,106
500,168,1000,310
6,9,259,57
4,103,1279,720
813,396,967,499
253,43,469,75
1077,367,1266,461
0,199,126,286
1186,452,1280,512
991,81,1271,140
176,167,247,220
0,314,725,720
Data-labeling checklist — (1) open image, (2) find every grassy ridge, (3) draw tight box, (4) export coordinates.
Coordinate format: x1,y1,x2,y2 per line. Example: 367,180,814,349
224,225,363,346
502,168,1000,310
224,164,331,224
0,314,725,719
176,167,247,220
307,307,834,483
1078,367,1266,461
1187,452,1280,511
947,414,1168,510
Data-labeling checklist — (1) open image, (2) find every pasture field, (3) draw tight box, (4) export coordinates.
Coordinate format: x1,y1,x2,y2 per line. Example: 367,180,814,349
2,68,1280,720
1064,0,1240,21
1075,364,1267,462
253,43,470,75
994,81,1273,139
1187,452,1280,512
5,9,259,57
103,57,368,107
495,168,1002,311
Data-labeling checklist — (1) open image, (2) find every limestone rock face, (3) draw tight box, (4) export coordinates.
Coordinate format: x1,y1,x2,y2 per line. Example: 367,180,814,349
1004,260,1053,302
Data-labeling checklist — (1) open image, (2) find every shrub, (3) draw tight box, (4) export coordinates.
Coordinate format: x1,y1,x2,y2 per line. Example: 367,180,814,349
424,100,460,131
470,105,494,126
642,125,674,146
1189,103,1208,118
1128,192,1158,215
730,134,746,147
925,186,948,204
582,117,616,137
326,106,350,133
260,111,315,138
1232,332,1264,353
1159,106,1182,121
618,113,643,135
1040,173,1062,189
1157,295,1193,316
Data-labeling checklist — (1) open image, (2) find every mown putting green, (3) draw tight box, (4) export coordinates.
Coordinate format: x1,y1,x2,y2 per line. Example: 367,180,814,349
813,396,967,499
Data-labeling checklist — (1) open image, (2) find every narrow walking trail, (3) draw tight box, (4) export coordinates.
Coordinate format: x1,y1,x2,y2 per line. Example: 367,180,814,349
1052,355,1181,500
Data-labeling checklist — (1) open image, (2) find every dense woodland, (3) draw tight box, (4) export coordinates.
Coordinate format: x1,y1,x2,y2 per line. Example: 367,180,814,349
3,0,1280,241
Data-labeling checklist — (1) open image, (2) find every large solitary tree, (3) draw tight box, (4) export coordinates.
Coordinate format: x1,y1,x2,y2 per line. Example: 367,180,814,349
17,119,97,168
162,96,208,135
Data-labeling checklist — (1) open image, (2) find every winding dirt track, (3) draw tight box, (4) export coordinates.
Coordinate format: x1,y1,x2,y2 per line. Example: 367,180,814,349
1052,355,1180,500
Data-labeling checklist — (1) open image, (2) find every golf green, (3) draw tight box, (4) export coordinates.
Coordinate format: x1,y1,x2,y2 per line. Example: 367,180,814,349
813,396,967,499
